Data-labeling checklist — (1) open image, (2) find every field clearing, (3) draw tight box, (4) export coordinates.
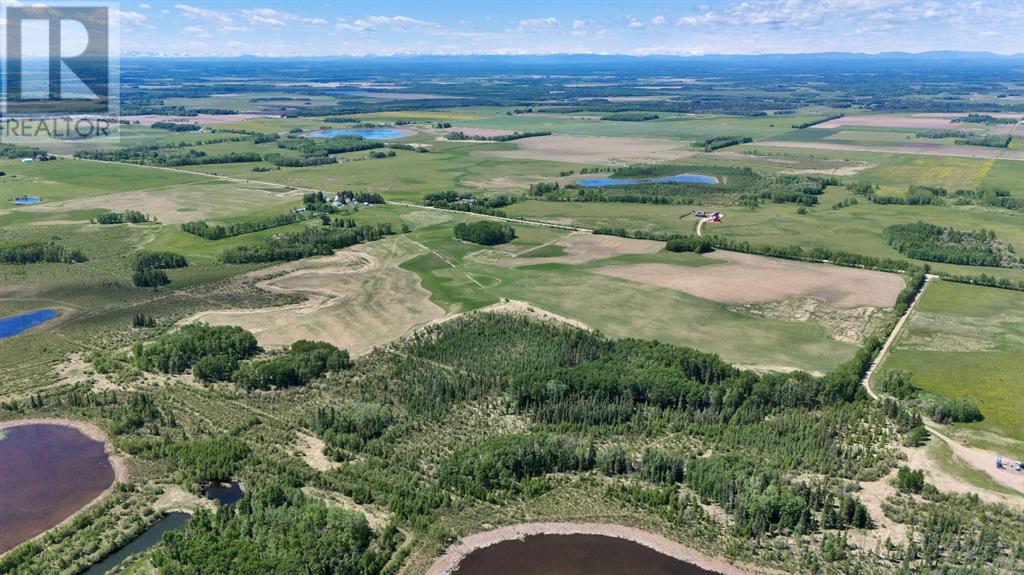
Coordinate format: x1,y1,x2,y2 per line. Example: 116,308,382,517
457,112,823,140
504,232,662,266
394,222,866,373
0,159,207,203
879,281,1024,450
181,236,444,355
504,187,1024,283
595,250,906,308
748,140,1024,161
814,115,959,129
476,134,697,164
30,179,298,224
120,113,281,126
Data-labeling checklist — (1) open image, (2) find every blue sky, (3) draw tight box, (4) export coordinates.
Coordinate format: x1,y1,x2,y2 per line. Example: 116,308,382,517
8,0,1024,56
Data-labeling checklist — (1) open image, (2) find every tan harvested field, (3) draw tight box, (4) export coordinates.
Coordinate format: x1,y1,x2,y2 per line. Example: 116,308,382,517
505,232,663,266
442,127,516,138
476,134,697,164
595,251,906,309
181,236,445,355
750,140,1024,161
33,181,297,224
118,113,279,126
814,115,959,129
913,112,1024,119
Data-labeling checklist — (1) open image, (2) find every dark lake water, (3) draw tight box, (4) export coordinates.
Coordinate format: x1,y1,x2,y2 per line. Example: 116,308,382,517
201,481,245,506
577,174,718,187
453,534,722,575
82,512,190,575
307,128,409,140
0,309,58,339
0,423,115,554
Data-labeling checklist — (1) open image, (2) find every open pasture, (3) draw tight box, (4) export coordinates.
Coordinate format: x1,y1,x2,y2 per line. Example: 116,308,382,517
503,232,662,266
0,158,207,203
595,250,905,308
476,134,696,164
180,237,445,355
879,280,1024,453
30,179,299,224
393,222,892,374
456,111,824,141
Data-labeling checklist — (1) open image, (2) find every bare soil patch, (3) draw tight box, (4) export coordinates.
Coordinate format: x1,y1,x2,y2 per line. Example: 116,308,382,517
814,115,958,130
781,163,874,176
504,232,662,267
734,297,895,343
153,485,215,514
180,237,445,355
426,522,756,575
476,134,697,164
295,432,341,472
595,251,906,309
442,127,516,138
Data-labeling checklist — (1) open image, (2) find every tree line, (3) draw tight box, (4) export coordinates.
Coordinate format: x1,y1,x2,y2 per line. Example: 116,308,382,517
0,241,87,265
181,212,309,240
454,220,516,245
95,210,149,224
219,223,395,264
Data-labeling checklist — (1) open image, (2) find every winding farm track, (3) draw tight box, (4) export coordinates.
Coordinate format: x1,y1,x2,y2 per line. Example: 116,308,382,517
861,275,1024,496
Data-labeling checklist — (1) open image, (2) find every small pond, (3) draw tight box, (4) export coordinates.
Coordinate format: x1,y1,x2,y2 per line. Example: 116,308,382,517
81,512,190,575
0,309,59,339
306,128,410,140
200,481,245,506
577,173,718,187
11,196,42,205
452,534,722,575
0,423,115,554
79,482,245,573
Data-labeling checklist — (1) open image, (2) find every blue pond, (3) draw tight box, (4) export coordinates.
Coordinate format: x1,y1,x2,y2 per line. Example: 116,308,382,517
11,196,42,205
307,128,410,140
577,174,718,187
0,309,58,339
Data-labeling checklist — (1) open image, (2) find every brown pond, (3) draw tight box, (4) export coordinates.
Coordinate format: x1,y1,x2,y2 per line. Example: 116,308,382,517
452,534,723,575
0,423,115,554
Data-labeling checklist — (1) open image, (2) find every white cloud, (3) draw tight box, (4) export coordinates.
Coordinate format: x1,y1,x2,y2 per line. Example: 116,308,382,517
572,19,587,30
337,15,440,32
117,10,147,25
222,25,252,33
518,17,558,32
242,8,327,27
138,2,150,9
650,15,667,26
175,4,231,25
626,16,645,28
183,25,210,38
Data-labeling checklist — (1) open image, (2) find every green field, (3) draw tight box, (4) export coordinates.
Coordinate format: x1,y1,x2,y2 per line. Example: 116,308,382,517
400,222,861,374
879,280,1024,456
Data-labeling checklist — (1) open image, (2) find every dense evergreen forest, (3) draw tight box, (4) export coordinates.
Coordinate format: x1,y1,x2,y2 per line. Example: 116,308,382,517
5,311,1023,574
